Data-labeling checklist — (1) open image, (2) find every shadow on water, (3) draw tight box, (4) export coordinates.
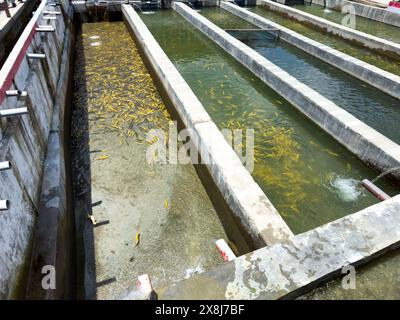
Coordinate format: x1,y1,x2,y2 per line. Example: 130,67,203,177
69,22,97,300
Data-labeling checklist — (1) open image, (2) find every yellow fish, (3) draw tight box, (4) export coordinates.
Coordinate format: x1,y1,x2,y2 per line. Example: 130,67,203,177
97,155,108,160
165,199,169,209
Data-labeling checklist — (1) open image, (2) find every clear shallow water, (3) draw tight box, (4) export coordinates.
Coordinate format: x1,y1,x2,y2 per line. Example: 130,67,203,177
294,3,400,45
73,22,227,298
248,6,400,76
141,10,398,235
200,8,400,144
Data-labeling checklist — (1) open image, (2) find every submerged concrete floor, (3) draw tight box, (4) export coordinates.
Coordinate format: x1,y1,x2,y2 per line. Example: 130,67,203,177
72,22,228,299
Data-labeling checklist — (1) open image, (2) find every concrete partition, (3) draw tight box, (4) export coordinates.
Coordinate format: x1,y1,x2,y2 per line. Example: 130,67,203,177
222,1,400,101
158,195,400,299
122,4,294,249
0,0,73,299
312,0,400,28
261,0,400,58
173,1,400,184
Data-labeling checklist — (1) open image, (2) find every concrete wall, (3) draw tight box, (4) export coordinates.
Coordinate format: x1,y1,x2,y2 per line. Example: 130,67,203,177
0,0,41,67
261,0,400,59
312,0,400,28
122,4,294,249
173,1,400,184
158,195,400,299
222,2,400,107
0,0,73,299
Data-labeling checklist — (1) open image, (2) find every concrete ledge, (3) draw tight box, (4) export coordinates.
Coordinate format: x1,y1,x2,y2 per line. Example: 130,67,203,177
25,4,74,299
158,195,400,299
261,0,400,58
222,1,400,101
122,4,294,248
173,1,400,183
312,0,400,28
0,0,40,66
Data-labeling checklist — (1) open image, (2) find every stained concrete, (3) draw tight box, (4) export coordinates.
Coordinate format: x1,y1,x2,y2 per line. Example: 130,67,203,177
0,0,73,299
261,0,400,58
173,1,400,184
122,4,294,248
222,1,400,101
158,195,400,299
0,0,40,67
312,0,400,28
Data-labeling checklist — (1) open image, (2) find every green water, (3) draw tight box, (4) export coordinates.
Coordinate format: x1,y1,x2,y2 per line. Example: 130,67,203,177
302,248,400,299
141,10,398,235
201,7,400,144
294,3,400,45
248,6,400,76
199,7,400,300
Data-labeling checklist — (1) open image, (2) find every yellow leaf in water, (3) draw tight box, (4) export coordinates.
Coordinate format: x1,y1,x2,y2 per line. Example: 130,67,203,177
326,150,340,157
134,232,140,247
97,155,108,160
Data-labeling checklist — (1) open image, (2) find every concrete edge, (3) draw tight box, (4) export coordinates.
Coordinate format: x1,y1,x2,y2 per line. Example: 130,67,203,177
24,4,74,299
260,0,400,58
0,0,41,66
222,1,400,101
0,0,48,92
157,195,400,300
173,1,400,183
313,0,400,28
122,4,294,248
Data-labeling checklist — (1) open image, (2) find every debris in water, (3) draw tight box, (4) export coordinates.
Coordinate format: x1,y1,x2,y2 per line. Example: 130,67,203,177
134,232,140,247
88,214,97,225
184,265,204,279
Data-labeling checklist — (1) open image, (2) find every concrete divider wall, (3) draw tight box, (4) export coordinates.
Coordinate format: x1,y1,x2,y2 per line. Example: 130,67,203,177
158,195,400,299
261,0,400,58
0,0,73,299
173,1,400,184
0,0,41,67
222,2,400,103
122,4,294,249
312,0,400,28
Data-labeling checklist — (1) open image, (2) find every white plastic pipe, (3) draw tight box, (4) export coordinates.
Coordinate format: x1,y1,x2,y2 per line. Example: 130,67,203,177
0,107,28,117
5,90,27,97
215,239,236,262
36,26,55,32
27,53,46,59
42,16,57,20
43,10,61,15
136,274,153,293
0,161,11,171
362,179,391,201
0,200,9,211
